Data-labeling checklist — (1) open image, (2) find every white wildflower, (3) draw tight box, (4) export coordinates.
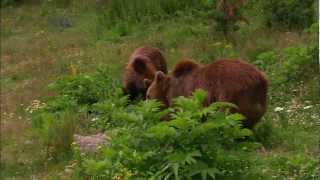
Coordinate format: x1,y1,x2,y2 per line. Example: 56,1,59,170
91,117,98,122
303,105,312,110
274,107,284,112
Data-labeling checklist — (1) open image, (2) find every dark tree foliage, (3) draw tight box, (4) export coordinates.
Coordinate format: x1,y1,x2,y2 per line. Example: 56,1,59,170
261,0,316,30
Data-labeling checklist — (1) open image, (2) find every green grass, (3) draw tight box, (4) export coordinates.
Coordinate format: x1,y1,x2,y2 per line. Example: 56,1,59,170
1,1,319,179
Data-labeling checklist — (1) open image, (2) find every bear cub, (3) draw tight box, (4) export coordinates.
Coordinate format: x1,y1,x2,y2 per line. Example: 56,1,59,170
123,47,167,99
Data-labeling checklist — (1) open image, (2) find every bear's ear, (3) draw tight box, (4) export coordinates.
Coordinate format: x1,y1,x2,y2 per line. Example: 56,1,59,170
155,71,165,82
132,56,148,74
173,60,199,77
144,79,152,88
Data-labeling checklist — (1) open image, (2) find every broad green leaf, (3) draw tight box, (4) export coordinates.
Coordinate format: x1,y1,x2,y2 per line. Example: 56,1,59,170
164,172,174,180
238,128,253,137
226,113,245,121
147,124,177,139
192,89,208,104
187,161,221,180
191,121,221,138
172,163,180,180
83,159,110,176
167,118,194,130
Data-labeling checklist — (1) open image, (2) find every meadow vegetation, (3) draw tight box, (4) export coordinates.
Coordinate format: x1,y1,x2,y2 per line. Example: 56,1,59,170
1,0,319,179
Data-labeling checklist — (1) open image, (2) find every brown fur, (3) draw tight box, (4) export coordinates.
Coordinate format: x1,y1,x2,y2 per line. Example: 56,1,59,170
123,47,167,99
146,59,268,129
172,60,201,77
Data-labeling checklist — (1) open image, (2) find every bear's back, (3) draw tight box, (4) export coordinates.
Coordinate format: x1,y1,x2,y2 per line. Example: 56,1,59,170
199,59,268,128
200,59,267,91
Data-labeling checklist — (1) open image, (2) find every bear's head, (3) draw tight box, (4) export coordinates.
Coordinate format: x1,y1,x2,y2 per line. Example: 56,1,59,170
131,56,158,89
145,71,171,106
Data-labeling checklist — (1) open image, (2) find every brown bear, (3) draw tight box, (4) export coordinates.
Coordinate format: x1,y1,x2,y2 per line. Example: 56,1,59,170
145,59,268,129
123,47,167,99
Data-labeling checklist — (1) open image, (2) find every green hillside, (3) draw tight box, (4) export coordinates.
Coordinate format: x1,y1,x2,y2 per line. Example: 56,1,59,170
1,0,319,179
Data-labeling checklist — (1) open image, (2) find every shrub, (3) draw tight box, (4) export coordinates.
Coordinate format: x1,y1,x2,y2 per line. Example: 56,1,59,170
30,65,121,161
280,45,314,82
304,23,319,61
254,51,278,71
1,0,21,7
75,90,266,179
261,0,316,30
256,43,316,89
48,65,120,105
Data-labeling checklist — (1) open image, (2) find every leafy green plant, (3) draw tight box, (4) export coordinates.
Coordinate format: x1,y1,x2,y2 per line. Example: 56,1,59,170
280,46,313,82
48,65,120,105
254,51,278,71
256,43,316,89
304,23,319,62
30,65,121,161
75,90,265,179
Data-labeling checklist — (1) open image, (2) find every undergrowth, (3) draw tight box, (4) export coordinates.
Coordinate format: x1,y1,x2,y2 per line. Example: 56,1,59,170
74,90,261,179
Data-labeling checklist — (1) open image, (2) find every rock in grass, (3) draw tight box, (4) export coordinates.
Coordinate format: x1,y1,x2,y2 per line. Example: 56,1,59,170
73,133,108,153
48,16,73,30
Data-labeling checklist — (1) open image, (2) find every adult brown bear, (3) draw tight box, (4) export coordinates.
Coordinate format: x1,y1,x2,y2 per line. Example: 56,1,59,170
123,47,167,99
145,59,268,129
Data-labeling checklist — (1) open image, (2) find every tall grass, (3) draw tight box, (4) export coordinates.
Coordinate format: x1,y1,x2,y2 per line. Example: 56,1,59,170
95,0,209,42
98,0,205,26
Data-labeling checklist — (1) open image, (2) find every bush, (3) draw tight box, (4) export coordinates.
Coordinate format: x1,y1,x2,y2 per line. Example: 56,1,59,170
261,0,316,30
74,90,266,179
280,46,314,82
255,43,316,89
48,65,120,105
30,65,121,161
254,51,277,71
1,0,22,7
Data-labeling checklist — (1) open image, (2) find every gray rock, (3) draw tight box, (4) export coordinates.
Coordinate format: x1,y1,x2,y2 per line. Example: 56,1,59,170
48,16,73,30
73,133,108,153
